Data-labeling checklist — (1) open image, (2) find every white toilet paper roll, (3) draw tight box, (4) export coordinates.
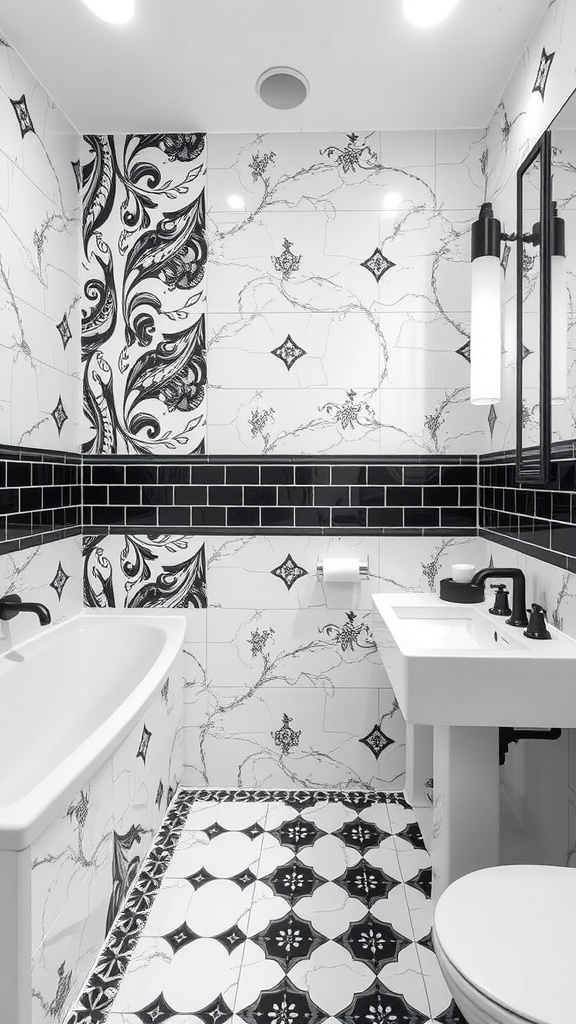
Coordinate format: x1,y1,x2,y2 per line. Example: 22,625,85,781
321,558,362,583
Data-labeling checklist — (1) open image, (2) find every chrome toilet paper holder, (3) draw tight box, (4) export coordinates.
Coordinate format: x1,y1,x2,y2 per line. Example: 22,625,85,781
316,557,370,580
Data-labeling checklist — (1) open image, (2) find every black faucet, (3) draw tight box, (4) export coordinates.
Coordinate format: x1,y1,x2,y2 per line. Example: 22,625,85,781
0,594,51,626
469,568,528,627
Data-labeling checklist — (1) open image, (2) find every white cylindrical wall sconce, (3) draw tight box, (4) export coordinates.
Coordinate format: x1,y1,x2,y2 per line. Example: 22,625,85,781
470,203,503,405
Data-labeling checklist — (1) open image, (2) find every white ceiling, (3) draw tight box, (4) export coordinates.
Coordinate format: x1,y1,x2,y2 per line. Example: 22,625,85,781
0,0,550,134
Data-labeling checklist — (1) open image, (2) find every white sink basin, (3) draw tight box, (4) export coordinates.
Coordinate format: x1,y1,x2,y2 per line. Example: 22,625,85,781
372,592,576,727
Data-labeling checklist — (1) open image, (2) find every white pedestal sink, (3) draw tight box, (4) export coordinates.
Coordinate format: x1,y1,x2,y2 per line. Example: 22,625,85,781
372,592,576,897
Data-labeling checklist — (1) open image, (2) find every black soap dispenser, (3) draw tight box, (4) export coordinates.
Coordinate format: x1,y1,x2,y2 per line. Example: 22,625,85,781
489,583,511,617
524,603,551,640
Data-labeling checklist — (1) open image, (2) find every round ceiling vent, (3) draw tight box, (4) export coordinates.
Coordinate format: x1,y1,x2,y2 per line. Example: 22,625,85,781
257,68,309,110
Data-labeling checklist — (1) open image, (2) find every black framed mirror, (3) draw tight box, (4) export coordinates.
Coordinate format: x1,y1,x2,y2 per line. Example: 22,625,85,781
515,131,552,484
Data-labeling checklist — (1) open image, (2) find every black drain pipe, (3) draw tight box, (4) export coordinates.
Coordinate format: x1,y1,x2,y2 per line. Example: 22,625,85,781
499,728,562,765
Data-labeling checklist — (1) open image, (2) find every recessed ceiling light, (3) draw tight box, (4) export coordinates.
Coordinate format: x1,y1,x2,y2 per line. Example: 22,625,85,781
80,0,135,24
227,194,246,211
257,68,309,110
403,0,460,28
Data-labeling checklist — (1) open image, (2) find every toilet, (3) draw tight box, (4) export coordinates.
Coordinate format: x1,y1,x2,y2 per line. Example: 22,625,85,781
433,864,576,1024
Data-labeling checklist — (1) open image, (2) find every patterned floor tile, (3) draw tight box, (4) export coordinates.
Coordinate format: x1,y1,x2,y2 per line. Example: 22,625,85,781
414,943,456,1020
379,942,433,1016
65,791,466,1024
289,941,375,1016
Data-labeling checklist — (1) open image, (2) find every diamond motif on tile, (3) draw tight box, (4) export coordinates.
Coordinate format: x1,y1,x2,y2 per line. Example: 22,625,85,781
204,821,227,840
228,867,257,889
10,94,34,137
271,334,307,370
136,725,152,764
435,1000,468,1024
359,725,394,759
271,238,302,279
487,403,497,440
360,247,395,283
336,863,399,903
407,866,432,897
195,994,234,1024
338,914,411,969
455,340,470,362
257,911,325,968
56,313,72,350
239,978,325,1024
186,866,217,889
135,992,179,1023
214,924,247,953
49,561,69,600
395,821,426,850
270,554,308,590
532,46,555,100
417,930,435,953
271,817,323,852
272,713,301,754
51,396,68,435
340,980,428,1024
335,819,390,853
240,821,265,840
264,858,323,900
163,920,198,952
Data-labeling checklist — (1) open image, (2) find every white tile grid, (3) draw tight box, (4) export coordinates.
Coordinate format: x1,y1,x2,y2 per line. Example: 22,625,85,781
106,796,454,1023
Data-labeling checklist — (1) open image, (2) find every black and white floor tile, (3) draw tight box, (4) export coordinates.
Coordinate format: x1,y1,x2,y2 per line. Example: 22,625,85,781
66,790,465,1024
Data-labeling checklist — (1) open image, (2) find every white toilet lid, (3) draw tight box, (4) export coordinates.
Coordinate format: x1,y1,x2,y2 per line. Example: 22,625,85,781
434,865,576,1024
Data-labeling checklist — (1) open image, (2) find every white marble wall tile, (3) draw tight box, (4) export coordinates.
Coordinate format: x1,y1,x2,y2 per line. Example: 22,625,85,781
207,311,381,391
382,311,471,391
10,355,79,449
208,130,437,215
206,607,383,690
206,535,380,611
208,210,381,315
31,758,114,954
435,129,489,209
183,640,208,732
31,857,109,1024
377,386,484,455
0,36,80,453
207,383,485,456
206,385,382,456
0,535,83,649
206,129,489,453
183,683,404,791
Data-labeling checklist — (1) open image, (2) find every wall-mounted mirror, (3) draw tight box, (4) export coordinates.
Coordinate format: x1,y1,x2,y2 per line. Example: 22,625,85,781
548,91,576,453
516,132,551,484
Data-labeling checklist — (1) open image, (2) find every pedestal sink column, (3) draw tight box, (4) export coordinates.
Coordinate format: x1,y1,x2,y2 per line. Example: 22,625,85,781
432,725,500,900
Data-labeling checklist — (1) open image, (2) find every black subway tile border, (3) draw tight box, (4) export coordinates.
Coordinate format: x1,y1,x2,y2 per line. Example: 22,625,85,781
479,446,576,572
0,444,82,554
81,457,480,536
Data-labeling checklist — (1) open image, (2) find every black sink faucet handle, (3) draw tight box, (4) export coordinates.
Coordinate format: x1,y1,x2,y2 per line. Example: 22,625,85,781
489,583,511,617
524,603,551,640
